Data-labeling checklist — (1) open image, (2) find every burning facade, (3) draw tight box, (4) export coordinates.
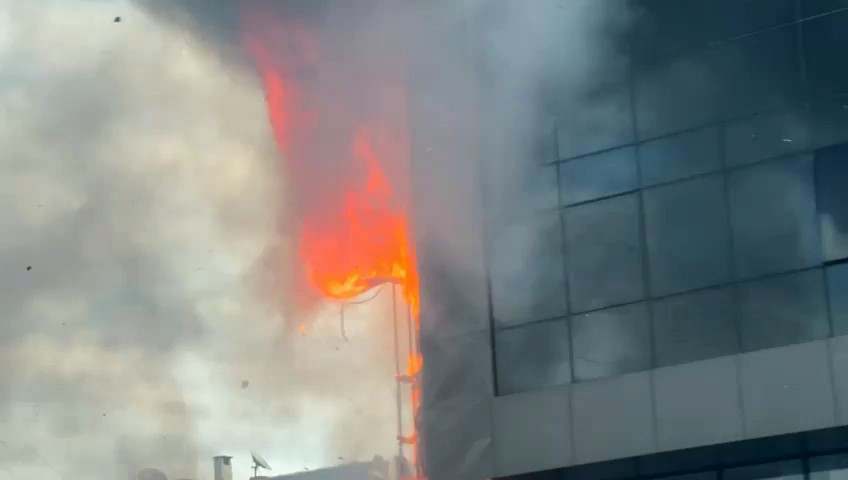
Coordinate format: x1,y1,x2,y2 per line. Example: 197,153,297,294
235,0,848,479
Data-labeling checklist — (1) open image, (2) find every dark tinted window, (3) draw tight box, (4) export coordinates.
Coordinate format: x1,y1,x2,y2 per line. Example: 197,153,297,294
639,446,719,477
725,108,810,166
810,453,848,479
636,26,803,139
802,0,848,17
728,155,821,279
810,94,848,149
803,10,848,98
632,0,795,64
720,435,803,465
653,287,738,368
829,264,848,337
490,212,567,328
565,194,645,312
738,269,829,352
495,319,571,395
559,147,638,206
724,460,804,480
485,162,559,214
644,175,731,296
571,302,651,381
816,145,848,262
555,78,633,160
639,127,720,186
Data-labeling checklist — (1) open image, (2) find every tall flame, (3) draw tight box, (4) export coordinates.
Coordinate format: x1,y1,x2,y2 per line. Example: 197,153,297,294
241,4,424,479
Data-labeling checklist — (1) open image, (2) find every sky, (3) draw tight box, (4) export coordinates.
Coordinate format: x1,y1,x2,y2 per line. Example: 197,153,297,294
0,1,405,478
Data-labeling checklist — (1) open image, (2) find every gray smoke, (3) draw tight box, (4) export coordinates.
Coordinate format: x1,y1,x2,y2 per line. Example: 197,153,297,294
0,0,634,478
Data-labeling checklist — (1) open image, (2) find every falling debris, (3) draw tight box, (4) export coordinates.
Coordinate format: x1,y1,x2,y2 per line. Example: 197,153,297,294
241,380,249,389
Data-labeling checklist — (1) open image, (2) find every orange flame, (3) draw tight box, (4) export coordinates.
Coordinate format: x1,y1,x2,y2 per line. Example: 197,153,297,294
241,5,424,479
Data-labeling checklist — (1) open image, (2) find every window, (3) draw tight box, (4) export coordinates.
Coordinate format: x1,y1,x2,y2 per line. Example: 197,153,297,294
810,453,848,480
559,147,638,206
815,144,848,262
724,460,804,480
555,79,633,159
635,26,803,139
485,162,559,214
728,155,821,279
803,10,848,99
644,175,732,296
631,0,795,64
495,319,571,395
829,263,848,336
725,107,810,166
653,287,738,367
738,269,829,352
639,127,720,186
490,211,568,328
565,194,645,312
802,0,848,17
810,94,848,149
571,302,651,381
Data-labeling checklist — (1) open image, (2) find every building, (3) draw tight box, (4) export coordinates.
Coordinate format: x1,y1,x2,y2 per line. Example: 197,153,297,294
250,456,389,480
408,1,848,479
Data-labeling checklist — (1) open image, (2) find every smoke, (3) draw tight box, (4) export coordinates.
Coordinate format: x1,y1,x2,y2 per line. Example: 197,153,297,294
1,1,636,479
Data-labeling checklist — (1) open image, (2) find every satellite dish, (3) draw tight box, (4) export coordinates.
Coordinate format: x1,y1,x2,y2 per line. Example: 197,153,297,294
250,451,272,477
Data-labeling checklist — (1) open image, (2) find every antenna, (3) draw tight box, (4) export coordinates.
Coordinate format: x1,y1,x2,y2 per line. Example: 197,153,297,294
250,451,272,478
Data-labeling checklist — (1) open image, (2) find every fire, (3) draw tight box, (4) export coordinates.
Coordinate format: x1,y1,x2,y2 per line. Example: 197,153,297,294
241,4,424,479
299,126,420,316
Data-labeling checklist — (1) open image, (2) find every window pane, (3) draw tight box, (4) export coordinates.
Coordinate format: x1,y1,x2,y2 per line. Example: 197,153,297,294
811,453,848,480
636,26,803,139
555,79,633,160
655,473,717,480
495,319,571,395
816,144,848,262
571,302,651,381
728,155,821,279
738,269,829,352
803,0,848,17
807,426,848,453
490,212,568,328
719,434,803,465
486,162,559,215
725,108,810,166
565,194,645,312
811,94,848,149
829,263,848,336
632,0,795,63
653,287,738,367
803,10,848,98
560,147,637,206
639,127,720,186
724,460,803,480
644,175,732,296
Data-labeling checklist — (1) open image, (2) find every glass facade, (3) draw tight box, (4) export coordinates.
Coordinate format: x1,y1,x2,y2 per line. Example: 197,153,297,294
500,425,848,480
489,1,848,395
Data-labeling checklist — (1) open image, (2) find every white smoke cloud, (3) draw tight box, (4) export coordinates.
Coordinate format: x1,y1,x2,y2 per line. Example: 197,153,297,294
0,1,405,478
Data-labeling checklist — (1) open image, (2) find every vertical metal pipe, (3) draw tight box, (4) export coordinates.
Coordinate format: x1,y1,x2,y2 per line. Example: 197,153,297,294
392,284,404,479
